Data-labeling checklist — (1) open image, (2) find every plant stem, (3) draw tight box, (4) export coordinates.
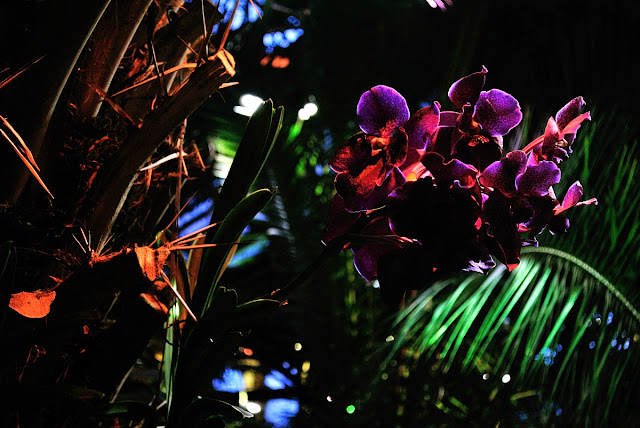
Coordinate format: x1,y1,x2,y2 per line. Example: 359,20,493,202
272,241,344,298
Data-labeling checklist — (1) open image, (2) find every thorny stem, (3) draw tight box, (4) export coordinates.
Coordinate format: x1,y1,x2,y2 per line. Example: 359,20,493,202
522,246,640,324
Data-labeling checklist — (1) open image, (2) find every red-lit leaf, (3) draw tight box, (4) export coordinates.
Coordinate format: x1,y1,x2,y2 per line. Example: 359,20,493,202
9,290,56,318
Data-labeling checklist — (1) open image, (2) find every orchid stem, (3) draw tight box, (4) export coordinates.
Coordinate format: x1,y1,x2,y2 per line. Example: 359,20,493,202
272,240,344,298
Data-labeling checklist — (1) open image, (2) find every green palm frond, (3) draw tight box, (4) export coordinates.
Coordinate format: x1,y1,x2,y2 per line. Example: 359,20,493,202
387,109,640,425
387,251,639,425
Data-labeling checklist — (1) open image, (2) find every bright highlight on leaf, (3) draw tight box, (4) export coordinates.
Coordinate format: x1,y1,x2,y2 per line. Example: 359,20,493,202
1,115,54,199
9,290,56,319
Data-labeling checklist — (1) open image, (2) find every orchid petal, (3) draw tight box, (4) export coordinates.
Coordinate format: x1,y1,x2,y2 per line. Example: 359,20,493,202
357,85,410,137
422,151,478,189
561,111,591,145
555,96,586,130
336,166,405,212
554,181,598,215
329,133,372,174
352,217,401,282
322,194,362,244
404,102,440,149
515,160,561,197
481,192,521,269
474,89,522,137
448,66,487,110
479,150,527,197
438,111,460,128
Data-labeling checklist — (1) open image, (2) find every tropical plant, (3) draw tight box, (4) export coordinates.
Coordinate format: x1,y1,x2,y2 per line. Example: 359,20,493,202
0,1,288,426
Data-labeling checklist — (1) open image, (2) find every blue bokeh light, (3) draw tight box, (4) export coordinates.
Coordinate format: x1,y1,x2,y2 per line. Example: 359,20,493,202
264,370,294,390
263,29,304,50
284,28,304,43
212,367,245,392
288,15,301,26
264,398,299,428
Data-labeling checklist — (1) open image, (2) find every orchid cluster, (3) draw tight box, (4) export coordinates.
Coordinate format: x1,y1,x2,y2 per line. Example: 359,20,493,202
323,67,597,305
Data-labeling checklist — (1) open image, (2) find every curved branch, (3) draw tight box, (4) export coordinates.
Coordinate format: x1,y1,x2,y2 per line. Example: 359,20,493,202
521,246,640,323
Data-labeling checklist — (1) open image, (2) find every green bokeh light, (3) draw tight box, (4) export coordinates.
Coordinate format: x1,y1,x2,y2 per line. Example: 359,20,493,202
346,404,355,414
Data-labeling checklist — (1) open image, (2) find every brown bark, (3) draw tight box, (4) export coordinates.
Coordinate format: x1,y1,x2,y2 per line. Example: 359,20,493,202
86,50,235,251
0,0,111,203
73,0,154,119
120,0,222,123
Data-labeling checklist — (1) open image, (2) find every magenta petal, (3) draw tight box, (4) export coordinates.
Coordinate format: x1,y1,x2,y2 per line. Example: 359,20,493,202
479,150,527,197
336,166,405,212
543,117,561,149
429,124,464,157
555,96,586,130
357,85,410,136
387,127,409,168
422,152,478,189
561,111,591,145
329,133,372,174
515,160,561,197
404,102,440,149
448,66,488,110
481,192,521,270
352,217,399,281
438,111,460,128
474,89,523,137
537,117,569,163
555,181,598,214
352,246,378,282
322,194,362,244
559,181,583,211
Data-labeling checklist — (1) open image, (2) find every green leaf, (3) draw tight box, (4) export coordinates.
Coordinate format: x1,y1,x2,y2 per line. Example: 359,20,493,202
209,100,283,226
191,188,275,318
389,250,640,426
189,100,283,316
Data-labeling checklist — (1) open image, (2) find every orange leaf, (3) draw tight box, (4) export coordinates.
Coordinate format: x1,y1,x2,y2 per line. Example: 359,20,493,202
9,290,56,318
134,245,171,281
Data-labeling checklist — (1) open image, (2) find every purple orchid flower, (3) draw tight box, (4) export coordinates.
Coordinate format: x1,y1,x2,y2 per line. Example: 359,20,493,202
323,76,597,306
529,97,591,163
431,67,523,171
478,149,596,266
330,85,440,212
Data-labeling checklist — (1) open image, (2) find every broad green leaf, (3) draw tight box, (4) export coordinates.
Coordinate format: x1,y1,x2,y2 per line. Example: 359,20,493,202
189,100,283,315
191,188,275,318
